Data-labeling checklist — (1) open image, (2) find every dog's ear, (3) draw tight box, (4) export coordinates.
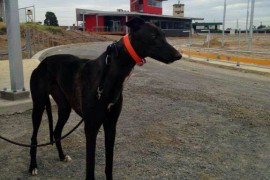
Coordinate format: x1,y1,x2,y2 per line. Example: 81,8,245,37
126,17,145,31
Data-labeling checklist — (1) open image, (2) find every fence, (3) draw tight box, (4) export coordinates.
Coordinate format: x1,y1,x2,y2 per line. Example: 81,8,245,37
0,26,99,60
93,26,125,33
172,32,270,68
0,27,60,59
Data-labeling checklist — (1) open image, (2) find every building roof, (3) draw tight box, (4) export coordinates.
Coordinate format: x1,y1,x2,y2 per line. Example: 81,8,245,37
76,8,203,21
193,22,223,26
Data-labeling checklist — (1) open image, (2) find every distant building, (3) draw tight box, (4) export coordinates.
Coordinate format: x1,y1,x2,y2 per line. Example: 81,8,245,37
76,0,203,37
193,22,223,33
258,26,270,33
130,0,163,15
173,3,184,17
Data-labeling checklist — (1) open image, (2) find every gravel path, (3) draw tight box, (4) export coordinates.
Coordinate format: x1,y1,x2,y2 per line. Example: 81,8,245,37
0,42,269,179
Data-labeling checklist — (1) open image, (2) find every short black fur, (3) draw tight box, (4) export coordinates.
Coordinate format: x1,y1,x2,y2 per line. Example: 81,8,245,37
29,17,182,180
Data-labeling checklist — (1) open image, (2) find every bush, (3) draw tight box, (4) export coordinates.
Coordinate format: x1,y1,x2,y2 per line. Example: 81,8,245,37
22,22,63,34
0,22,6,35
43,25,63,34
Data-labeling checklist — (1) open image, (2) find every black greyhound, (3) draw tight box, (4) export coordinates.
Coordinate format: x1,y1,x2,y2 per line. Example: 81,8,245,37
29,17,182,180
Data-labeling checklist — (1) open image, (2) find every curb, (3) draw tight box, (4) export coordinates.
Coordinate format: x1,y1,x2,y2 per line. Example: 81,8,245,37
182,54,270,77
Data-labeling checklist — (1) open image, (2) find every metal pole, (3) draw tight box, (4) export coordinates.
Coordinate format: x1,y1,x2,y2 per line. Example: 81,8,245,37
208,30,210,49
32,29,36,54
26,27,32,58
236,29,241,66
238,28,241,51
96,15,99,32
125,15,128,34
4,0,25,91
33,5,35,22
222,0,227,48
42,32,45,48
24,7,27,22
189,32,191,60
246,0,250,42
83,13,85,32
37,30,40,51
248,0,255,51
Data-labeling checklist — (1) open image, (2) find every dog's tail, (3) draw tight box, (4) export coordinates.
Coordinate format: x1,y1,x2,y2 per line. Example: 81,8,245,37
45,96,54,144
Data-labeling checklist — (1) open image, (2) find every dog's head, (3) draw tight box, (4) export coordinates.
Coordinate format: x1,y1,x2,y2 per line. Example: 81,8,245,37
126,17,182,64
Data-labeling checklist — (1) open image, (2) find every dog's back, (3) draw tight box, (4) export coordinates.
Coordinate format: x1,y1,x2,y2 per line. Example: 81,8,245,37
30,54,90,115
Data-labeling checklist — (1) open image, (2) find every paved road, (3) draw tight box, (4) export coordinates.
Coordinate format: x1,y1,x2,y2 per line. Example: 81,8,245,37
1,41,269,179
44,41,270,110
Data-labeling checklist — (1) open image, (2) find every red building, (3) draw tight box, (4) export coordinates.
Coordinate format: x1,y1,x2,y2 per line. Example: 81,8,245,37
76,1,202,36
130,0,163,15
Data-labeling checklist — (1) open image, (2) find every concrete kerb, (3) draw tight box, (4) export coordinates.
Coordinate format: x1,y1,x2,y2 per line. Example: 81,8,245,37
181,54,270,76
31,42,94,61
174,45,270,76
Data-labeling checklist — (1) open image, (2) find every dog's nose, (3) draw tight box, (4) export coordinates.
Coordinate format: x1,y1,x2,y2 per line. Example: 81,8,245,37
174,51,182,60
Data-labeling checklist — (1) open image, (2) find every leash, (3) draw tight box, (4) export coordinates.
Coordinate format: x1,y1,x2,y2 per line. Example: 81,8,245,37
1,41,118,147
0,118,84,148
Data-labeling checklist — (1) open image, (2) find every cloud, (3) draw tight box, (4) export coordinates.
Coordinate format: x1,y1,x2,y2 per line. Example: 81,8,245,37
18,0,270,28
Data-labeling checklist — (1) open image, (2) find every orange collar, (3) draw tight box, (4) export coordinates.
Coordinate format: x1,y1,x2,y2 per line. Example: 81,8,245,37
123,35,146,66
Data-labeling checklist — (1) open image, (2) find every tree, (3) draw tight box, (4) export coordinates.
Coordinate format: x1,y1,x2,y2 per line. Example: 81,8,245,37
44,11,59,26
257,24,266,29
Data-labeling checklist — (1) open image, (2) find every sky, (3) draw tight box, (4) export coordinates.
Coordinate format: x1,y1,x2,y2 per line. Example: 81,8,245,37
18,0,270,29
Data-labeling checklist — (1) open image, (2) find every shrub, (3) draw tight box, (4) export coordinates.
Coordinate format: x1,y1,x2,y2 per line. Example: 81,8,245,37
0,22,6,35
22,22,63,34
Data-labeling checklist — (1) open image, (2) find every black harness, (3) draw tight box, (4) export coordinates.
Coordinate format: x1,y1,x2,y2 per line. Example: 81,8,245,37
97,41,119,100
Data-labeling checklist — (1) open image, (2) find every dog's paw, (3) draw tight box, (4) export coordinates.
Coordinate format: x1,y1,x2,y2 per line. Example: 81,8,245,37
31,168,38,176
64,155,72,162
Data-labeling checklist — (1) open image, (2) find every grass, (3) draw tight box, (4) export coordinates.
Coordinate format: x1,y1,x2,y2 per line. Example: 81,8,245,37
0,22,6,35
0,22,63,35
21,22,63,34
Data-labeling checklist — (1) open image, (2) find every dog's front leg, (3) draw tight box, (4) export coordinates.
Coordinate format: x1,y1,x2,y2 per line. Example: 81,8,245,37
103,95,123,180
84,116,103,180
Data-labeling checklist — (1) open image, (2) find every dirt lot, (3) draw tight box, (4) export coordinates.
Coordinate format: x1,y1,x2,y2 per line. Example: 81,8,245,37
0,57,270,179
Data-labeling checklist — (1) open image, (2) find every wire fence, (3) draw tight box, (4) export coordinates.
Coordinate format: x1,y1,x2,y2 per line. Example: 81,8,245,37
0,27,103,60
174,33,270,68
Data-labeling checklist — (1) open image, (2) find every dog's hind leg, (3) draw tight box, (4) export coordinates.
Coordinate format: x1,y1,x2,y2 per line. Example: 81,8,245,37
51,89,72,162
29,69,50,176
29,95,47,175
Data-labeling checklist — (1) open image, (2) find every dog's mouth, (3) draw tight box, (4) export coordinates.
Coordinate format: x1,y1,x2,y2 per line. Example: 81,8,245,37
153,52,182,64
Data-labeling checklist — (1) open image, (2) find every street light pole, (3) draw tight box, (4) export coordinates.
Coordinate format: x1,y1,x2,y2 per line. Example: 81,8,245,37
245,0,250,42
4,0,24,91
183,30,191,60
1,0,30,100
248,0,255,51
222,0,227,48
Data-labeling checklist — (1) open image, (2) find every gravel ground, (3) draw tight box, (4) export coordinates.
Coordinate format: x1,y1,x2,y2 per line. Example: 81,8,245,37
0,42,270,179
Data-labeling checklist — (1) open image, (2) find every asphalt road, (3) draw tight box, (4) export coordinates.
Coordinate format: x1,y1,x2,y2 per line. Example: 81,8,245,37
0,41,269,179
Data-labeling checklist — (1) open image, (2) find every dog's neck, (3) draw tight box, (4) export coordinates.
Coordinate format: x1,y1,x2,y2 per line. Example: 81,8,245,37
123,35,146,66
95,38,139,105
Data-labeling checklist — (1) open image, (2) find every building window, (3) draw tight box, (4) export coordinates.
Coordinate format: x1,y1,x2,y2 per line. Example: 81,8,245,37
148,0,162,7
160,21,188,30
